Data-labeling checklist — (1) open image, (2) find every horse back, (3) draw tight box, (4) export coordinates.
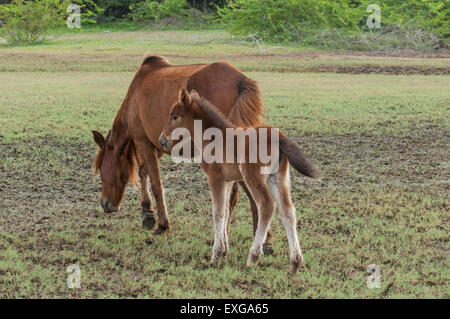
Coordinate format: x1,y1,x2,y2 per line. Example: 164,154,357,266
122,56,261,150
187,62,245,116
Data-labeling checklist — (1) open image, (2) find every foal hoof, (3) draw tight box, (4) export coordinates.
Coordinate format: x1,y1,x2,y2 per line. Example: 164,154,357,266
263,244,274,256
142,212,156,230
289,255,304,275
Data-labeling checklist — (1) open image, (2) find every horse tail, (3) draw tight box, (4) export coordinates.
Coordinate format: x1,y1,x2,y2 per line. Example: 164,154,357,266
279,133,322,179
229,77,265,126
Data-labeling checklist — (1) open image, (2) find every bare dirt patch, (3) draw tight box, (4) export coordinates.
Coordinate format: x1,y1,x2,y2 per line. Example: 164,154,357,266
1,51,449,75
301,64,450,75
1,124,448,235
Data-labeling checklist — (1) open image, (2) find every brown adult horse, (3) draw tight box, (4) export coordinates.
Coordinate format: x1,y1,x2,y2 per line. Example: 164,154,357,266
92,55,274,251
159,89,321,274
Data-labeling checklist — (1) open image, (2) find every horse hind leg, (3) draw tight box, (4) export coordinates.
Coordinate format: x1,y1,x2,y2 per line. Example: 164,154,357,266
268,170,303,275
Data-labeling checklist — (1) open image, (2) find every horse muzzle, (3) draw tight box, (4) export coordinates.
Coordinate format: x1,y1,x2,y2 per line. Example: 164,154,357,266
101,197,118,213
159,133,171,151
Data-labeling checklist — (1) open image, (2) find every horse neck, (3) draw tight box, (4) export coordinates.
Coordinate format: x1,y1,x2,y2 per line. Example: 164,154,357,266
111,102,129,141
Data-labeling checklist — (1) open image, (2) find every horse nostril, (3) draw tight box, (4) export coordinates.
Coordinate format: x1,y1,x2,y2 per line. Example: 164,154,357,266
101,198,110,212
101,197,118,213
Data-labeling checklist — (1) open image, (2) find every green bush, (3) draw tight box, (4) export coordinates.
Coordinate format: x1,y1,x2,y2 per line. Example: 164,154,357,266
218,0,360,42
218,0,449,42
129,0,188,23
128,0,216,28
0,0,69,44
357,0,449,38
71,0,104,24
95,0,142,22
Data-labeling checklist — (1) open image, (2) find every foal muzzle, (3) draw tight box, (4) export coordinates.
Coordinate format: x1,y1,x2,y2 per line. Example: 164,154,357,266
159,133,171,151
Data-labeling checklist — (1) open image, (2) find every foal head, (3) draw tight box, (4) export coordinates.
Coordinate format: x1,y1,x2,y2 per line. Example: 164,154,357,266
92,129,137,213
159,88,200,152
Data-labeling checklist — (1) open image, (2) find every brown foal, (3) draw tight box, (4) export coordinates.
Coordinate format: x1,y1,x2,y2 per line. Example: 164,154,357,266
160,89,321,274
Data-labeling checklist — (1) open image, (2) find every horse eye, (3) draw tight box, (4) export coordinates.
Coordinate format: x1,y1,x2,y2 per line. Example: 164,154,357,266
171,115,178,121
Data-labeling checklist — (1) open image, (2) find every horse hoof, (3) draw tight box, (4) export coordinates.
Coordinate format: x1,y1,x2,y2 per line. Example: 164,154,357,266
142,212,156,230
263,244,274,255
154,225,170,235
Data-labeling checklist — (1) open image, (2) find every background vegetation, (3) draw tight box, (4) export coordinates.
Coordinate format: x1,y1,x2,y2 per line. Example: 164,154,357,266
0,0,448,50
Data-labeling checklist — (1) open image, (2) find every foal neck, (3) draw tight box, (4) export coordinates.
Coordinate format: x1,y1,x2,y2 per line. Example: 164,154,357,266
192,97,235,131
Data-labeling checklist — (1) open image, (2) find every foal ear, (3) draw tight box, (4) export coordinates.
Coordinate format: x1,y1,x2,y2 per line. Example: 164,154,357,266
92,130,105,148
179,88,191,105
190,89,200,100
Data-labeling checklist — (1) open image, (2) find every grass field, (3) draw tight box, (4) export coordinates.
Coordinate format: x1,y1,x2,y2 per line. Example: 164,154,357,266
0,29,449,298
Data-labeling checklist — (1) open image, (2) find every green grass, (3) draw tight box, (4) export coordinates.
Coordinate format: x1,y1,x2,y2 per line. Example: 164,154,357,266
1,29,448,74
0,30,449,298
0,72,448,142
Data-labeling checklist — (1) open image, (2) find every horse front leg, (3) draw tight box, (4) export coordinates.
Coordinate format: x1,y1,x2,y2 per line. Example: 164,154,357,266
136,140,170,235
138,161,157,230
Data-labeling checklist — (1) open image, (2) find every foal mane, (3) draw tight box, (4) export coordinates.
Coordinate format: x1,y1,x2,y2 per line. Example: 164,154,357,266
193,95,235,129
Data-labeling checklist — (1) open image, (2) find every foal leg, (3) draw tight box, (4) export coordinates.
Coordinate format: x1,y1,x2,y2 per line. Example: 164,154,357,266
138,161,157,230
226,182,239,238
268,170,303,275
209,177,233,264
241,168,276,267
239,182,275,255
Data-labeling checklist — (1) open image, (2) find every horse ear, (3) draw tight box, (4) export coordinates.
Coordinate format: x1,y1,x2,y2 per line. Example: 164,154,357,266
179,88,191,105
92,130,105,148
190,89,200,99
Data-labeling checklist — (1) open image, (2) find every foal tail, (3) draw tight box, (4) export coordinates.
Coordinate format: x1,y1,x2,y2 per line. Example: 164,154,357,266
279,133,322,179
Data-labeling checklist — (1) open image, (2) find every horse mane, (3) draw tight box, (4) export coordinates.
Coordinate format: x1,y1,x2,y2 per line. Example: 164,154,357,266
93,147,105,179
141,54,171,67
122,138,139,188
228,77,265,126
193,95,235,129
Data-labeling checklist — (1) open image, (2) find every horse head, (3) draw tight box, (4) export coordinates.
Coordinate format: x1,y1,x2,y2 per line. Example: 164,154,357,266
92,129,137,213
